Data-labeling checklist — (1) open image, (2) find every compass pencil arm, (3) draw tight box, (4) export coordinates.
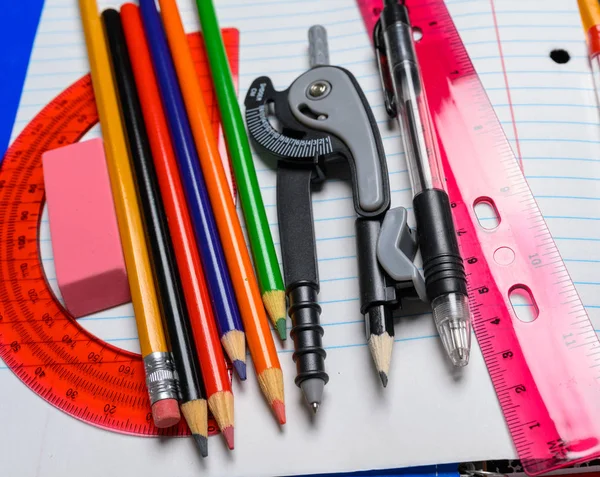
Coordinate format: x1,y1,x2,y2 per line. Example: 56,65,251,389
244,26,428,392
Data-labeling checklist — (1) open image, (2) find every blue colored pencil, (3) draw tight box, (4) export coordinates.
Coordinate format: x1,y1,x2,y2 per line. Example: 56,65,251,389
138,0,246,377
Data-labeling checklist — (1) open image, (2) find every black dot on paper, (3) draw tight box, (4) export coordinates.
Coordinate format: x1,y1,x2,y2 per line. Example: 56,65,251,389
549,49,571,64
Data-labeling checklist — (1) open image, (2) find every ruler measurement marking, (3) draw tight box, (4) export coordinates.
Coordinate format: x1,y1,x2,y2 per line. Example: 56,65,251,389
0,31,234,437
355,0,600,472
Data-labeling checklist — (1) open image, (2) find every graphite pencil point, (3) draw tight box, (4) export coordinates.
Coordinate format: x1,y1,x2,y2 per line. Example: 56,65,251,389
368,332,393,385
233,359,247,380
181,399,208,457
379,371,389,388
193,434,209,458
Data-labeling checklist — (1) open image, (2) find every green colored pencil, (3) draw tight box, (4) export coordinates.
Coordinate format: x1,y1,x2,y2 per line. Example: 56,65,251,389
194,0,287,341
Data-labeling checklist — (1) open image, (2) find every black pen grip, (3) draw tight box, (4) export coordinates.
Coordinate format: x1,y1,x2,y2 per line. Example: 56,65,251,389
413,189,467,298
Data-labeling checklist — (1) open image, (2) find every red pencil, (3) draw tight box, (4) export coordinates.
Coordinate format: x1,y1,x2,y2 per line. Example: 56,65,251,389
120,3,234,450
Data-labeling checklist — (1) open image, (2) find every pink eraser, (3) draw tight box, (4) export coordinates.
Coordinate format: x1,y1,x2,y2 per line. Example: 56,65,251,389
151,398,181,428
42,138,131,318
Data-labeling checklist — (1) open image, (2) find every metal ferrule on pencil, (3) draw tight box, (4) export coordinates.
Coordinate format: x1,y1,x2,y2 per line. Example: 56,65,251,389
144,351,181,404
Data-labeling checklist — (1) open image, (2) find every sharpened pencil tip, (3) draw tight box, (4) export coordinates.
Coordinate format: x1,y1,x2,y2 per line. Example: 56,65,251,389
263,290,287,339
275,318,287,341
272,399,286,425
193,434,208,457
368,333,393,385
222,426,234,450
233,359,247,380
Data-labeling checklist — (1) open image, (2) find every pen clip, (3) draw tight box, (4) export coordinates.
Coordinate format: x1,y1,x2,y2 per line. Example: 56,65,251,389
373,19,397,118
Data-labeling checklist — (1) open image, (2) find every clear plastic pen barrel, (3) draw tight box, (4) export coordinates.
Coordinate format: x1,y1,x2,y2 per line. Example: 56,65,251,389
384,24,443,194
380,0,471,366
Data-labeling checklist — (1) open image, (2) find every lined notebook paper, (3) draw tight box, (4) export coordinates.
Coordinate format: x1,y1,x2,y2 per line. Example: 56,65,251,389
1,0,599,476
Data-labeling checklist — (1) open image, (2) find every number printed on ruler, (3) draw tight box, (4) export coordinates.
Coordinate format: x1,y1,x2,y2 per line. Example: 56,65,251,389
0,30,239,437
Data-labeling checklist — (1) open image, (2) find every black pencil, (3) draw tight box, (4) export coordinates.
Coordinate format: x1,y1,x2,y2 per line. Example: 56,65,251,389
102,9,208,457
356,219,395,387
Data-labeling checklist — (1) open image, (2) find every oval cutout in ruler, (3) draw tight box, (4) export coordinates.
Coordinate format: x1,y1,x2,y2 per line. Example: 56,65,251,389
358,1,600,474
0,30,238,437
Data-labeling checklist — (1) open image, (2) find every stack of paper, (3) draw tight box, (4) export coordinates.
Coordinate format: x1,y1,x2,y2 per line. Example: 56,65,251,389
1,0,599,476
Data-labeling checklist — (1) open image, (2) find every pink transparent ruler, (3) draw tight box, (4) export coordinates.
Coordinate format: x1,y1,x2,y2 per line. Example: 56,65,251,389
358,0,600,474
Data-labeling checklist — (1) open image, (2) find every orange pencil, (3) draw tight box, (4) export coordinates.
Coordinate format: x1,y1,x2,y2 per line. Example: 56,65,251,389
158,0,285,424
120,3,235,447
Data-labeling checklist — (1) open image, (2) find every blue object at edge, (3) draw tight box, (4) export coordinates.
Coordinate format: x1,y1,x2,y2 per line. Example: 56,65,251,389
302,463,459,477
0,0,44,159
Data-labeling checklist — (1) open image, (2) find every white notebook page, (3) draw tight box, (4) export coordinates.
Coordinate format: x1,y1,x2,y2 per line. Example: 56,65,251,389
1,0,599,476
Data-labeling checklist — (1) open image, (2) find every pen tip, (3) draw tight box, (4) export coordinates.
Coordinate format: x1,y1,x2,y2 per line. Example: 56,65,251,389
233,360,247,380
311,402,319,414
432,293,471,368
450,347,470,367
222,426,235,450
276,318,287,341
379,371,389,388
272,399,286,425
193,434,209,458
301,378,325,410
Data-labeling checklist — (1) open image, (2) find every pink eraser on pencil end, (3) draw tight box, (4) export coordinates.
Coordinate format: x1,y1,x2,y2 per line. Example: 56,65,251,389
151,398,181,428
42,138,131,318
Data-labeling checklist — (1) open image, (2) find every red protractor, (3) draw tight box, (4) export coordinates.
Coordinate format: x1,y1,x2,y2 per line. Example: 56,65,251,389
0,30,239,437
